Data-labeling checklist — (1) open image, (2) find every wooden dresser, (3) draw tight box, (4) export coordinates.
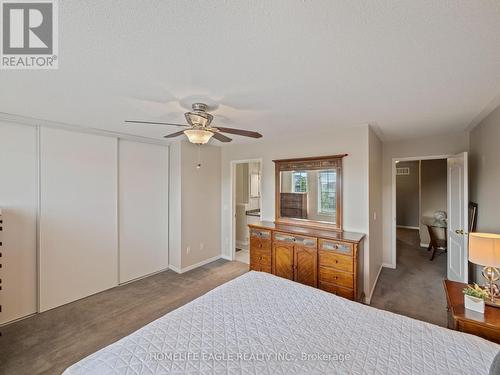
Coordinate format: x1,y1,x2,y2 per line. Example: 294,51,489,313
249,221,365,302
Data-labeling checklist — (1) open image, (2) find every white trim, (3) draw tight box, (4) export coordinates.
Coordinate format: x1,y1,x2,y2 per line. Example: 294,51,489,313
229,159,263,262
168,255,222,274
420,242,430,248
365,264,383,304
35,125,41,313
118,267,169,285
168,264,182,274
391,154,451,269
220,254,232,261
396,225,419,230
0,112,169,146
382,262,396,269
0,313,37,328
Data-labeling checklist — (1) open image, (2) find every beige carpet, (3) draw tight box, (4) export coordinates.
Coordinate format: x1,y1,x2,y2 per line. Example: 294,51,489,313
0,259,248,375
370,228,447,327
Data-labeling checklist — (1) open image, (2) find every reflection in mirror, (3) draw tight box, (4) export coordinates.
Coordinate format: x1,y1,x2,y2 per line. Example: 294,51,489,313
280,169,337,223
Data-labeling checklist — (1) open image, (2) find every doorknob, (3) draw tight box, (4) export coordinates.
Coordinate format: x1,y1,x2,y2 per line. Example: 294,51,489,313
455,229,464,235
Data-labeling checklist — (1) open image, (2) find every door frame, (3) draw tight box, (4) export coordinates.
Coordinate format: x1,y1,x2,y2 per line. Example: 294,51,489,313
229,158,263,261
390,154,451,268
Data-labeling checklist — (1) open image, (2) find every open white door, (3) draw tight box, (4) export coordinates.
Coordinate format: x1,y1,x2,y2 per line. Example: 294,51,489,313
447,152,469,282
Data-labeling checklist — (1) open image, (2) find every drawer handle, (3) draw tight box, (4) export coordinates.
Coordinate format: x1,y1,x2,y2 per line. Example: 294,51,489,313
335,260,339,264
259,244,262,248
334,276,338,280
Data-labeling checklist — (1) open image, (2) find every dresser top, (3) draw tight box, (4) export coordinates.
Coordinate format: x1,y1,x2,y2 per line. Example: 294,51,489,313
248,221,365,243
444,279,500,329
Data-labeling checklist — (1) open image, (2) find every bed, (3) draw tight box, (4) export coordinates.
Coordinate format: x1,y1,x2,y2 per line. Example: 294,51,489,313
64,271,499,374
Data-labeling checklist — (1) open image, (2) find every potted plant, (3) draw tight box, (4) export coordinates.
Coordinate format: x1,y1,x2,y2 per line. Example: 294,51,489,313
463,284,488,313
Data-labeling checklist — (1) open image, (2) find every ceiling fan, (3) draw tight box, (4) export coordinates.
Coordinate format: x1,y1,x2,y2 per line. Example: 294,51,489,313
125,103,262,144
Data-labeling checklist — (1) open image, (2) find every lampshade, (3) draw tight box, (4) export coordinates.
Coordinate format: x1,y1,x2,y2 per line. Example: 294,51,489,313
183,129,213,144
469,232,500,268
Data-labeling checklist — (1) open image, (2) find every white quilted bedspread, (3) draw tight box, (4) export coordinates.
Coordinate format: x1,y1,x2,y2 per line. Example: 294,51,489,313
64,271,499,375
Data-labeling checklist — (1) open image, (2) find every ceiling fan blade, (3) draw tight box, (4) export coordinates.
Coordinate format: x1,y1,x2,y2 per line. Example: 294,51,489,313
211,132,232,143
163,130,186,138
125,120,187,127
215,127,262,138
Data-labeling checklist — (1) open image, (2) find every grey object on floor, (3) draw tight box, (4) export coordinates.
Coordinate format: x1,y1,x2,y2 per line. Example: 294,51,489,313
370,228,448,327
0,259,248,375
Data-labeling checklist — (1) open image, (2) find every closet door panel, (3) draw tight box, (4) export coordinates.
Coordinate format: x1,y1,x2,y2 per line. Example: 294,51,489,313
39,128,118,312
0,123,37,324
118,140,168,283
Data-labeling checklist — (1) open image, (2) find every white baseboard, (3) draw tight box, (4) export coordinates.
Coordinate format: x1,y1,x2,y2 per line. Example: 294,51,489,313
119,267,169,285
365,264,383,305
420,242,429,248
168,264,182,273
382,262,396,269
168,255,222,274
396,225,420,230
220,254,232,261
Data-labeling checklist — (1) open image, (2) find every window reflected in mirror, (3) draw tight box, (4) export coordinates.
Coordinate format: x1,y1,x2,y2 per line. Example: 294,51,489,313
280,169,337,224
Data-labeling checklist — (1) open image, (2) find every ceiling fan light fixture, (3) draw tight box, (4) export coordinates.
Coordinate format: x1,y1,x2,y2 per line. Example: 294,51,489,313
185,112,213,127
184,129,213,144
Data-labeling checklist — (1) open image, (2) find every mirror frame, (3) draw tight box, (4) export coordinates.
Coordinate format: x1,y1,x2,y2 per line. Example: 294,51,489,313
273,154,346,231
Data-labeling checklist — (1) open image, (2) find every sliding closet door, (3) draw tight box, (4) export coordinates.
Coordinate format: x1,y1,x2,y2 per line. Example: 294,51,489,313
0,122,37,324
118,140,168,283
39,128,118,312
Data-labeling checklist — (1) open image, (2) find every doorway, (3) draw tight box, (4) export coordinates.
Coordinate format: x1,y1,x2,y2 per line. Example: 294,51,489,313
394,157,448,271
231,159,262,264
390,153,469,283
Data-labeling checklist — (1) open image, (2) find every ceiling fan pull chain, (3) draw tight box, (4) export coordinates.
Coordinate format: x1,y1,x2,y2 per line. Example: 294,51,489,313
196,144,202,169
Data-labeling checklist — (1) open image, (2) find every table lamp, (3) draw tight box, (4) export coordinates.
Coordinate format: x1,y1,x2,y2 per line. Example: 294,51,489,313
469,232,500,307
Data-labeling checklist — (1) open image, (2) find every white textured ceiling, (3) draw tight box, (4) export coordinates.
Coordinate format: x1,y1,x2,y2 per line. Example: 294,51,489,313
2,0,500,143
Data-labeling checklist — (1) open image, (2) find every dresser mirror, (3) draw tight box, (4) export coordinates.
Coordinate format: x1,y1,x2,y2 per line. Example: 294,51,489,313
273,155,345,231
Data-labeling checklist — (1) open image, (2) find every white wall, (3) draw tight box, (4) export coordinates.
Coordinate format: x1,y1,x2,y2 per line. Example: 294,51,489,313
221,126,371,296
169,141,222,272
0,123,38,324
367,127,383,303
382,132,469,266
39,128,118,312
395,161,420,228
118,140,169,283
181,142,221,269
470,104,500,282
168,142,182,271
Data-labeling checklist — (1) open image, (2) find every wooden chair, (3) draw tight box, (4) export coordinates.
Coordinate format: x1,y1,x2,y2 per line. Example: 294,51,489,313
426,224,447,261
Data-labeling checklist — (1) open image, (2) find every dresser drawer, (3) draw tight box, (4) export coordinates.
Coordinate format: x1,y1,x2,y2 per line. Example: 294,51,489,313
250,228,271,240
319,267,354,288
319,239,353,256
250,237,271,252
273,232,296,243
319,281,354,300
250,248,272,272
458,320,500,344
274,232,317,248
318,251,353,272
250,248,271,264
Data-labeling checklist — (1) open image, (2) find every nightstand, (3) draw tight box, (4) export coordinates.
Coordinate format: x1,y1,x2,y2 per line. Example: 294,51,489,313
444,279,500,343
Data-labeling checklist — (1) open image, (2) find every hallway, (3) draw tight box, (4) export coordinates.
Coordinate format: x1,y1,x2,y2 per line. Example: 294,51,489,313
371,228,448,327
